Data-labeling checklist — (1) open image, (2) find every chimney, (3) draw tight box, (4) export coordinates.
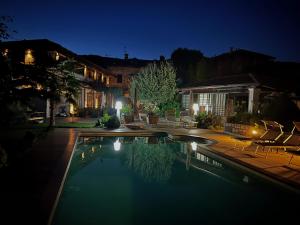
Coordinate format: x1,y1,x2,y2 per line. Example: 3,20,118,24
124,53,128,60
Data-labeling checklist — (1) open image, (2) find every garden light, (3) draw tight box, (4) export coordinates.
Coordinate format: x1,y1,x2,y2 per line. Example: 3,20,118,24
113,138,121,151
192,103,199,116
252,129,258,135
115,101,122,119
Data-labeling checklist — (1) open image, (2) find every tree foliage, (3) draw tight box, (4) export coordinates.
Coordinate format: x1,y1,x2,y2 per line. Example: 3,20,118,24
131,61,176,108
171,48,211,86
0,16,16,41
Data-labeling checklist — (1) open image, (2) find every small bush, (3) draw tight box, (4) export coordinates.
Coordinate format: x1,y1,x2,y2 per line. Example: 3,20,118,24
227,112,261,125
121,104,133,116
196,112,212,128
105,115,120,129
95,113,111,128
95,114,120,129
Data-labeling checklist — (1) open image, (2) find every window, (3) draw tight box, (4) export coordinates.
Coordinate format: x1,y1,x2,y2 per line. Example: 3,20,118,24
181,94,190,109
25,49,35,64
2,49,8,57
117,75,122,83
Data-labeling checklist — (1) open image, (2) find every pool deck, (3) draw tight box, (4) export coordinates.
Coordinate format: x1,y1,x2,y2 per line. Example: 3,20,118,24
2,126,299,225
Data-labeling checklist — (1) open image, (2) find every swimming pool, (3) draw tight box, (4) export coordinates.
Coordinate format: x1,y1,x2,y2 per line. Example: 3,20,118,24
50,134,299,225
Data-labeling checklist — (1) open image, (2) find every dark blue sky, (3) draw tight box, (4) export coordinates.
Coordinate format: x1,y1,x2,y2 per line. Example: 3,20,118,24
1,0,300,61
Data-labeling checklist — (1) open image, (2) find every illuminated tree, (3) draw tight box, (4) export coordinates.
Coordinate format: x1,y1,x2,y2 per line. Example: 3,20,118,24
45,60,80,127
131,61,176,113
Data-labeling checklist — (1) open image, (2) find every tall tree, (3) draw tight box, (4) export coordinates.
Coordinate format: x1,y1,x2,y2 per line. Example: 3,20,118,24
131,61,176,112
171,48,205,86
45,60,80,127
0,16,16,41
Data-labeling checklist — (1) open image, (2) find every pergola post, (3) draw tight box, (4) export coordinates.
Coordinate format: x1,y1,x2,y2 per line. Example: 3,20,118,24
248,87,260,113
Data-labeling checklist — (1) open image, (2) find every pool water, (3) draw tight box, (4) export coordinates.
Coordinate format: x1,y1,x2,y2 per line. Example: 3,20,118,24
51,136,299,225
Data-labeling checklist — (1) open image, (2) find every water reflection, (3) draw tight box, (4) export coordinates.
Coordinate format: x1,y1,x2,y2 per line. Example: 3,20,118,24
113,138,121,151
73,136,251,185
125,138,176,182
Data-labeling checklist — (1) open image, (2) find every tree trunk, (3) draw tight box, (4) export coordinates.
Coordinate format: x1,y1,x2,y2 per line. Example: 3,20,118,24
49,99,55,127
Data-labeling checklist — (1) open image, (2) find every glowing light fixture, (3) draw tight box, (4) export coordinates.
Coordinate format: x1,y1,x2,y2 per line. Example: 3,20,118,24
81,152,85,159
191,142,197,151
114,138,121,151
252,129,258,135
115,101,122,119
192,103,199,116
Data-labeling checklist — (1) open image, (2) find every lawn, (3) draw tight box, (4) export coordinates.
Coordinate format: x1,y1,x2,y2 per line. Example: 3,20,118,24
54,122,95,128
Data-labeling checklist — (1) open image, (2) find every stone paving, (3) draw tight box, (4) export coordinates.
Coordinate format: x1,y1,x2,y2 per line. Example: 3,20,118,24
149,127,300,188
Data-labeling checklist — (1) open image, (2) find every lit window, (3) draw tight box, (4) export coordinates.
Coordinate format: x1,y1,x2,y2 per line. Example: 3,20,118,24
94,70,97,80
55,52,59,61
25,49,35,65
106,77,109,85
2,49,8,57
84,66,87,77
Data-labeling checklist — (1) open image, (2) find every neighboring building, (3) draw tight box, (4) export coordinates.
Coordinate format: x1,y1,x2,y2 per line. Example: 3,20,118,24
82,54,154,98
0,39,115,117
179,48,300,117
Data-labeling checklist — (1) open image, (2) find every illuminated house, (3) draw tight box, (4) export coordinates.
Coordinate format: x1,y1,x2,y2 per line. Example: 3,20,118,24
82,54,153,98
0,39,115,117
179,48,300,117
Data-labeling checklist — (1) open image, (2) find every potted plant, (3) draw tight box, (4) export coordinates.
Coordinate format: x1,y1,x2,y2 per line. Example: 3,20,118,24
144,102,160,124
121,104,134,123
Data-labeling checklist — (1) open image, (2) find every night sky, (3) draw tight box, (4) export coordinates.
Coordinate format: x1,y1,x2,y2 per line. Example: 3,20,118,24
1,0,300,61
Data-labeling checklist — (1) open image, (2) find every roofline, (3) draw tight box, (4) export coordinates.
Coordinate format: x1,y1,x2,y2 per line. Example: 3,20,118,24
178,83,258,92
1,39,112,75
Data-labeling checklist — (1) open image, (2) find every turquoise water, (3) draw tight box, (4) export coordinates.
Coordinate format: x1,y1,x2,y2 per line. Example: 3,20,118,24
51,136,299,225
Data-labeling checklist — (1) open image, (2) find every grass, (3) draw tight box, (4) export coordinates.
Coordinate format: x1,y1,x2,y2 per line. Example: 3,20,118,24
54,122,95,128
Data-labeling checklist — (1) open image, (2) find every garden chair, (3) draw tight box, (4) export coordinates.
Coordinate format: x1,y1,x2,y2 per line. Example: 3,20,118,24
252,120,284,154
262,121,300,164
235,120,283,153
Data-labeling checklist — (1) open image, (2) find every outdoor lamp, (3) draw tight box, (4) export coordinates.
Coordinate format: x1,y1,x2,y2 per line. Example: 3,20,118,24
115,101,123,119
113,138,121,151
192,103,199,115
191,141,197,151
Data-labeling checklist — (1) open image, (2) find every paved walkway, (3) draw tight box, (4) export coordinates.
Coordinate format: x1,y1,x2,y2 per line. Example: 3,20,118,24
150,127,300,189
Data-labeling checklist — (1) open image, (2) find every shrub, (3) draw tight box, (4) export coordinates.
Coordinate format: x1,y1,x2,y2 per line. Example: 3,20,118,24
95,113,111,128
159,100,180,118
227,112,260,125
196,112,212,128
260,94,300,130
105,115,120,129
95,114,120,129
121,104,133,116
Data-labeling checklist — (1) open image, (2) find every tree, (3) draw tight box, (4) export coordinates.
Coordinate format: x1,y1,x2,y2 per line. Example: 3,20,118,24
131,61,176,113
171,48,204,86
0,16,16,41
45,60,80,127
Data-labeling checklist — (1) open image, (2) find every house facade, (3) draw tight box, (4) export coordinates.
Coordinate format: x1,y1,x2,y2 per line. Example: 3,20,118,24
0,39,116,117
